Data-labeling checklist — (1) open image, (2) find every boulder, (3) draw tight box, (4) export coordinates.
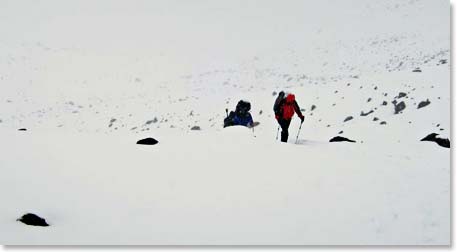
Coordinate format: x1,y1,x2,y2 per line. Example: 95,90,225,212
136,138,159,145
17,213,49,227
420,133,450,148
329,136,356,143
393,101,406,114
417,99,431,109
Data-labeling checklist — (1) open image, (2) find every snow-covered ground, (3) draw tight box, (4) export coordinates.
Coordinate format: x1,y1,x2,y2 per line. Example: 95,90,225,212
0,0,450,245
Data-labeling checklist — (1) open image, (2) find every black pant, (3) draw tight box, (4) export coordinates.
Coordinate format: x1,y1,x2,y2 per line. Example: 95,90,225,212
278,118,291,142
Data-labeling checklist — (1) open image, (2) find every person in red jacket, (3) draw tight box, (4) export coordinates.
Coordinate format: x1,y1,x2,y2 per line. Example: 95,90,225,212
274,92,305,142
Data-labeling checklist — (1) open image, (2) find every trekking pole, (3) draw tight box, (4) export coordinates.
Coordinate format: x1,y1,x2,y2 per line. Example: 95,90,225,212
295,122,303,144
225,108,229,117
276,126,280,140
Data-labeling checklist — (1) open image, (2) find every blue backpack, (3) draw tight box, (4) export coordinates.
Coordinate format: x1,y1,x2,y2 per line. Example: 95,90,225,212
224,100,253,128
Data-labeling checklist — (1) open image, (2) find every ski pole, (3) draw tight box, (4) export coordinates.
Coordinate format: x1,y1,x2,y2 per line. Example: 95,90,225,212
225,108,229,117
295,121,303,144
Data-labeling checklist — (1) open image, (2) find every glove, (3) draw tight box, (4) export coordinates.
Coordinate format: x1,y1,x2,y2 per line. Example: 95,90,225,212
300,115,305,123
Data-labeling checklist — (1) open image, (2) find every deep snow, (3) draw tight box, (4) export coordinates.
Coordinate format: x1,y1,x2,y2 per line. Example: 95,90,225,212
0,0,450,245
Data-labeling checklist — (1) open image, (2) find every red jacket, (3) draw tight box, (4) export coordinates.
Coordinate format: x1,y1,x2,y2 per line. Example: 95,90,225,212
275,94,304,120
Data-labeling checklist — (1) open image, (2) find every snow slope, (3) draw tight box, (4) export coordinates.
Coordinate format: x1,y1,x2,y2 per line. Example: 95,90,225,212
0,0,450,245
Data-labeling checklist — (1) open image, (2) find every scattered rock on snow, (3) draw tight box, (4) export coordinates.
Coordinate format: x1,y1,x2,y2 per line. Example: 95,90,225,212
393,101,406,114
397,92,407,98
17,213,49,227
329,136,356,143
145,118,158,125
136,138,159,145
360,110,374,116
420,133,450,148
417,99,431,109
343,116,353,122
108,118,117,127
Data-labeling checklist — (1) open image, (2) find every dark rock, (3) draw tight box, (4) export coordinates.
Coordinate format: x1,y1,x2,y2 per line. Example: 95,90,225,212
373,117,379,121
17,213,49,227
439,59,448,65
380,121,387,125
338,131,344,134
145,118,158,125
259,110,263,115
393,101,406,114
272,91,277,96
190,126,201,130
417,99,431,109
329,136,356,143
360,110,374,116
367,98,372,102
397,92,407,98
311,105,316,111
374,86,378,90
420,133,450,148
343,116,353,122
412,68,422,72
108,118,116,127
136,138,159,145
381,101,388,106
18,128,27,131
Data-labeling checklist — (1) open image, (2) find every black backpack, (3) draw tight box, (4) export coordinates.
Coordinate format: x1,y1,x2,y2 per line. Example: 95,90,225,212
273,91,285,115
235,100,251,115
